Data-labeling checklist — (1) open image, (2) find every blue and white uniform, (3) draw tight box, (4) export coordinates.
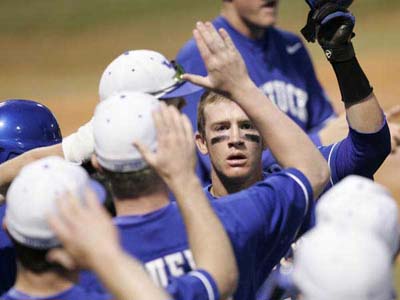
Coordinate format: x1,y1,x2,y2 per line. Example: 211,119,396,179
256,119,391,300
0,286,111,300
176,16,335,185
79,168,312,300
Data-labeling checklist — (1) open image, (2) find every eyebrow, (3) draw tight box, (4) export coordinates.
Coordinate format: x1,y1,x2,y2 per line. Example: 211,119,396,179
210,118,251,126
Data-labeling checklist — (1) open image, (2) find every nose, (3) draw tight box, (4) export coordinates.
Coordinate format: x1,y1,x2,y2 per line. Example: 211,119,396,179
228,125,244,147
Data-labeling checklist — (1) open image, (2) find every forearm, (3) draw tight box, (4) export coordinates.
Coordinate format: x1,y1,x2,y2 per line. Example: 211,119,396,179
231,80,329,197
345,93,384,133
0,144,63,187
167,173,238,298
90,247,169,300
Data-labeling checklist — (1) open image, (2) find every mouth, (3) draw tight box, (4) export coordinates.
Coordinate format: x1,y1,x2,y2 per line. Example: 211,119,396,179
227,153,248,167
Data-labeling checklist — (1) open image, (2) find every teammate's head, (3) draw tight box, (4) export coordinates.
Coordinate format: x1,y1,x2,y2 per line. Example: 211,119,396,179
316,175,400,257
98,49,201,109
4,156,104,273
92,91,164,199
0,99,62,164
196,91,263,186
292,225,393,300
221,0,280,31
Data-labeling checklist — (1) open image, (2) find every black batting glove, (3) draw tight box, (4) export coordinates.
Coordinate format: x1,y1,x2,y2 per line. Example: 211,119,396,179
301,1,356,62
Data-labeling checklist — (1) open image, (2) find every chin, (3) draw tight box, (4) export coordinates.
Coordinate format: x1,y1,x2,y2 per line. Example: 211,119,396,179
224,168,252,181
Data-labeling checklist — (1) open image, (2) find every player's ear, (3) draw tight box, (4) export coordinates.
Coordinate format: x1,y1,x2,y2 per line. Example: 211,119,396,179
91,155,104,174
195,131,209,155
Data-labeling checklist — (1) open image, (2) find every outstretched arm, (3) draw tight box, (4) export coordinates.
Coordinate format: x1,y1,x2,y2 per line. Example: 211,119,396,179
0,119,94,191
135,103,238,299
183,22,329,199
306,3,391,182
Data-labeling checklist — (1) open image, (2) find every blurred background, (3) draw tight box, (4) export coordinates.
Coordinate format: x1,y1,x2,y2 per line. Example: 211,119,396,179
1,0,399,289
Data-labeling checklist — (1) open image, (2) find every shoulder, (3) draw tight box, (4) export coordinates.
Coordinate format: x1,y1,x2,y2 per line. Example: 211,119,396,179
270,27,303,44
66,285,112,300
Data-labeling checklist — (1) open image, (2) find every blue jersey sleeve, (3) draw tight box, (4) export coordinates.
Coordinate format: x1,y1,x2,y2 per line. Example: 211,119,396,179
318,118,391,188
166,269,220,300
213,168,312,288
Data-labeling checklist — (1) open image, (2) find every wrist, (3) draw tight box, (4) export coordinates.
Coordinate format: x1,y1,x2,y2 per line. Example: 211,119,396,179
86,244,123,270
331,56,373,104
167,172,200,196
229,78,258,101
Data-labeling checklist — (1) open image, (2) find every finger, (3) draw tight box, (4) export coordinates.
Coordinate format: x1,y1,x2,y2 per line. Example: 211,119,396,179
133,140,156,167
196,22,217,53
193,28,211,64
205,22,226,51
181,74,211,89
48,214,72,244
85,188,108,218
386,105,400,120
181,114,195,144
219,28,236,52
47,248,77,270
154,102,168,134
167,105,181,136
57,196,80,231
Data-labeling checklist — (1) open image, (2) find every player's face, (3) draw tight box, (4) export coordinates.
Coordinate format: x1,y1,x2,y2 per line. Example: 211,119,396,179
196,99,263,181
232,0,279,28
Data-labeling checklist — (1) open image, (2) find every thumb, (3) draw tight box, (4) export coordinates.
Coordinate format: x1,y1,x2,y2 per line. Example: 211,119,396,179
182,74,211,89
47,248,78,270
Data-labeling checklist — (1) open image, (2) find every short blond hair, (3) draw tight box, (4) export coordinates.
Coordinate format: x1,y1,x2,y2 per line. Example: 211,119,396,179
197,90,229,137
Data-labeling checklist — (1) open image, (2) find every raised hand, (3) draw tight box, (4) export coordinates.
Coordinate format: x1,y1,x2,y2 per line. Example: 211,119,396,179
134,102,196,188
47,189,120,270
182,21,255,98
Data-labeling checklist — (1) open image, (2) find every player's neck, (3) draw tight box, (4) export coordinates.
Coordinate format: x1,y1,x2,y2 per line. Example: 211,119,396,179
221,8,266,40
210,168,263,197
114,186,170,216
14,267,76,297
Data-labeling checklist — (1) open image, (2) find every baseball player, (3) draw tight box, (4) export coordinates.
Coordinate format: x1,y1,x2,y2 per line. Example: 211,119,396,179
176,0,400,185
0,157,112,300
79,22,329,300
0,99,62,295
47,102,239,300
0,50,202,190
257,176,399,300
182,15,390,297
254,2,393,297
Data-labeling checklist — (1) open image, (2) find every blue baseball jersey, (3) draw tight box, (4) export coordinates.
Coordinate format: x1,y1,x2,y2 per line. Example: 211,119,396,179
79,168,312,300
0,204,16,296
0,286,111,300
176,16,335,185
167,269,220,300
256,119,391,300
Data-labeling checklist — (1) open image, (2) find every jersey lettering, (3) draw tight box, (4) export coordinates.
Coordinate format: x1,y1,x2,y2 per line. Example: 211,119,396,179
260,81,308,123
144,249,195,287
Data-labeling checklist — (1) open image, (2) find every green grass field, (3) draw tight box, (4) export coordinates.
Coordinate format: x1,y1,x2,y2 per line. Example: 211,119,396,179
1,0,399,293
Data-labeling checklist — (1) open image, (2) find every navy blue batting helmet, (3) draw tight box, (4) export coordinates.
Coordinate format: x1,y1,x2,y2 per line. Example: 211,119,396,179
0,99,62,164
